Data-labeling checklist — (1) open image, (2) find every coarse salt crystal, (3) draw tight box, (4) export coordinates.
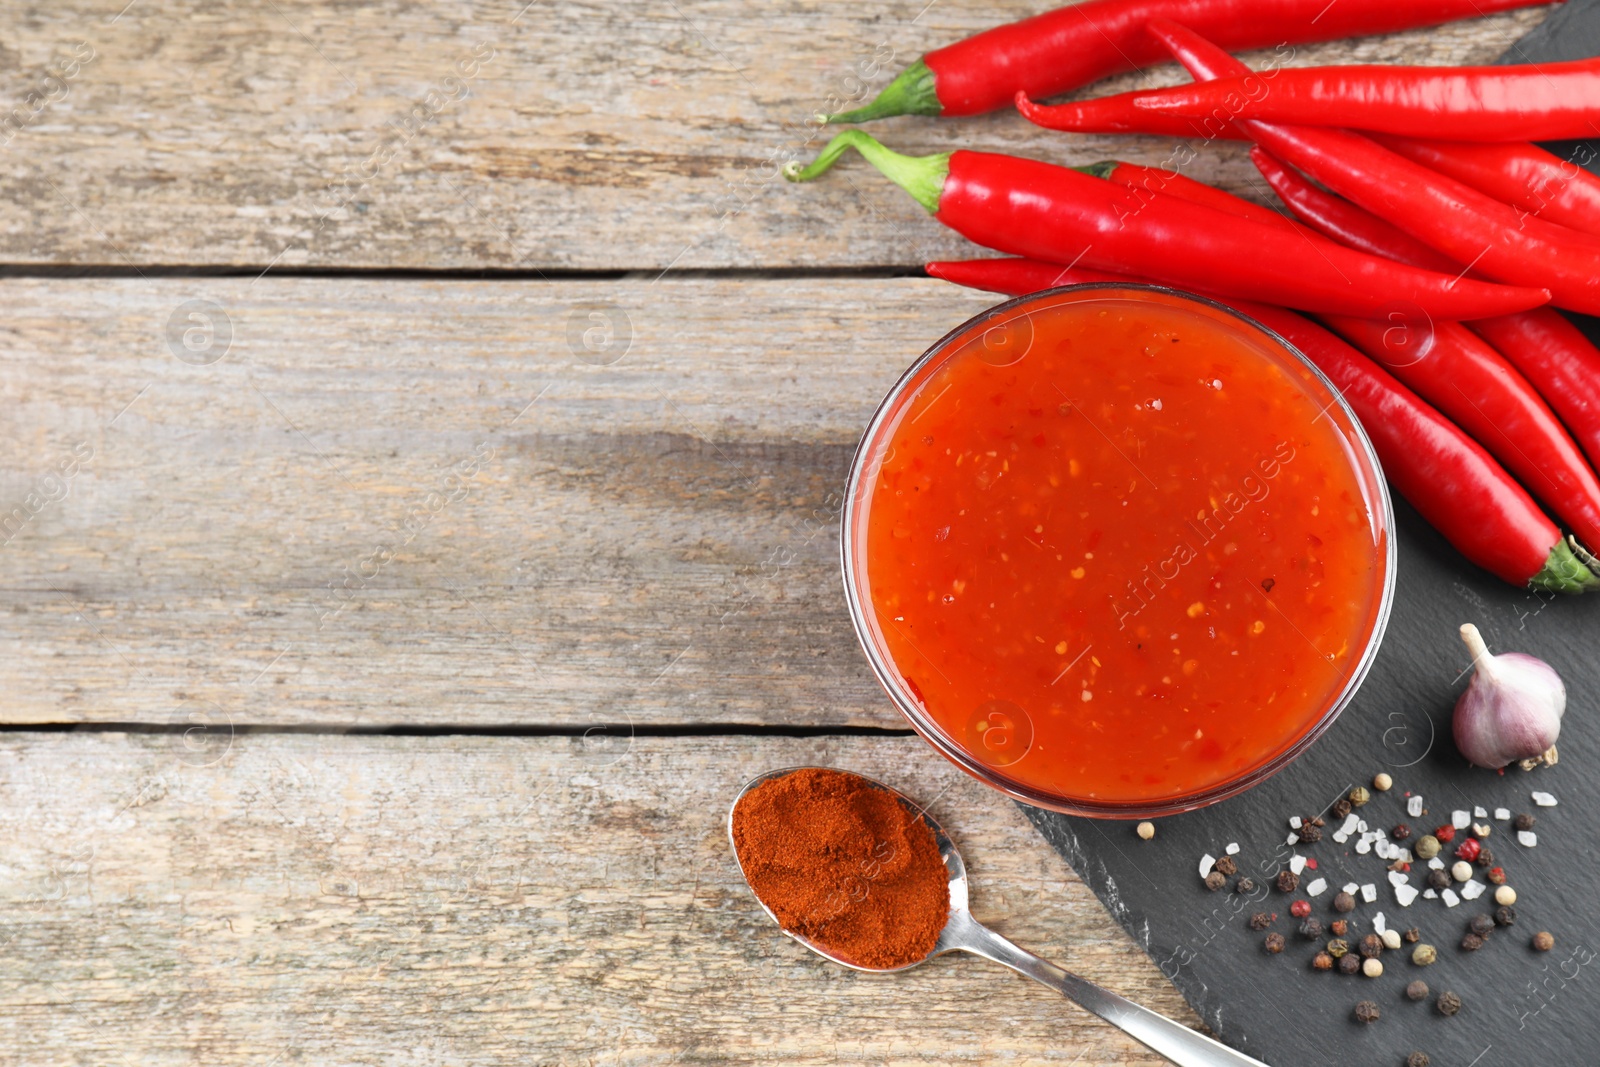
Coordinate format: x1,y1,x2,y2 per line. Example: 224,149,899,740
1343,882,1360,895
1397,848,1412,864
1200,854,1216,878
1356,838,1372,855
1452,810,1471,829
1333,832,1350,845
1290,854,1307,875
1428,857,1445,870
1474,806,1488,818
1518,830,1538,847
1361,883,1378,903
1461,880,1486,900
1226,842,1240,855
1495,808,1511,820
1373,911,1387,934
1286,832,1300,846
1423,888,1438,899
1532,792,1558,807
1442,888,1460,907
1408,795,1424,818
1376,840,1394,860
1357,819,1368,833
1388,871,1409,887
1396,883,1419,907
1306,877,1327,897
1339,814,1359,836
1289,816,1302,829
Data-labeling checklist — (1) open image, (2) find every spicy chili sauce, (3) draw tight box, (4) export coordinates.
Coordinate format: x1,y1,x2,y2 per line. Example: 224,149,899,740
851,288,1388,810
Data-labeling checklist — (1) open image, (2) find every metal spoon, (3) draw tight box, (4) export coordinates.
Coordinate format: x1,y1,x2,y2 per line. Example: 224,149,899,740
730,768,1268,1067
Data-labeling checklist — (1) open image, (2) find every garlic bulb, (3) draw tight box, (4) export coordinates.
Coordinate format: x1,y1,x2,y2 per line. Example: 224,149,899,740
1453,623,1564,769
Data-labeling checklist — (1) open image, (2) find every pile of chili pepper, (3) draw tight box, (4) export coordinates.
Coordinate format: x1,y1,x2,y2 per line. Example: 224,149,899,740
788,0,1600,594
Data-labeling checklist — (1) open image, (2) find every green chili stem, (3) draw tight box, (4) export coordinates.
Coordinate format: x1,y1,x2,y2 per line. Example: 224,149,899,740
823,59,941,124
1531,536,1600,593
782,130,950,214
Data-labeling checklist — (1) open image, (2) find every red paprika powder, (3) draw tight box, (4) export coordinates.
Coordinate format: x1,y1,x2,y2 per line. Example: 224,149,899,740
731,768,950,969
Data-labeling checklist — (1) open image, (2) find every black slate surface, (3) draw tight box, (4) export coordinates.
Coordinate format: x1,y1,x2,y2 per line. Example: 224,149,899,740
1024,7,1600,1064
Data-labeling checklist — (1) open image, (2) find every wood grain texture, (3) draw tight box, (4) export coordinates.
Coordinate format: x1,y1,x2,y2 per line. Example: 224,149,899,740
0,0,1550,270
0,276,1004,726
0,731,1195,1066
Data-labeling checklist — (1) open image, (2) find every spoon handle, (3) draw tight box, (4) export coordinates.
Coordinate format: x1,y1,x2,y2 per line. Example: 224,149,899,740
957,919,1269,1067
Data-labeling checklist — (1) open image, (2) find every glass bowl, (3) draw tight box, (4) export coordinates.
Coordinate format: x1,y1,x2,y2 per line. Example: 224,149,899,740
841,284,1396,819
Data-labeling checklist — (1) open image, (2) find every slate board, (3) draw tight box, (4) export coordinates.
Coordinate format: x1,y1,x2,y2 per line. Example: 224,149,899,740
1025,6,1600,1064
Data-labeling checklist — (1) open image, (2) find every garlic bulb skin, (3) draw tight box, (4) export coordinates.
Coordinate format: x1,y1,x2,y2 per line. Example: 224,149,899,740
1453,623,1564,769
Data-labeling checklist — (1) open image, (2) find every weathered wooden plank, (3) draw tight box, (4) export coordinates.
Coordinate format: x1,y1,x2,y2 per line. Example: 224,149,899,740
0,731,1194,1066
0,276,1004,726
0,1,1548,269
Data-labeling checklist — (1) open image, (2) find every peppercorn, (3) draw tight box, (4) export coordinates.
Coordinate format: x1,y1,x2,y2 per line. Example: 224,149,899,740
1494,885,1516,906
1349,786,1371,808
1136,821,1155,840
1333,891,1356,913
1276,869,1299,893
1234,877,1256,894
1495,906,1517,927
1461,932,1485,952
1436,991,1461,1016
1360,933,1383,959
1427,869,1451,891
1533,931,1555,952
1456,837,1481,863
1290,899,1311,918
1298,823,1322,844
1514,813,1536,832
1469,914,1495,937
1249,912,1273,931
1363,957,1384,978
1373,772,1393,791
1354,999,1380,1023
1327,937,1350,958
1406,1054,1430,1067
1265,932,1286,954
1415,835,1441,860
1381,929,1403,951
1300,918,1324,941
1405,980,1429,1001
1451,860,1473,883
1412,943,1437,966
1333,798,1352,819
1487,866,1506,885
1475,846,1495,868
1205,870,1227,891
1331,919,1349,937
1391,823,1412,841
1339,953,1361,975
1312,951,1333,971
1433,825,1456,844
1403,927,1421,944
1213,855,1237,876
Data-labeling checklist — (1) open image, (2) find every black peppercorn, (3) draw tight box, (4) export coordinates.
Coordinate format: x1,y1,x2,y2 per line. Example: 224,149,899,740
1392,823,1412,840
1298,823,1323,844
1469,914,1495,937
1354,999,1380,1023
1249,912,1273,931
1461,932,1485,951
1533,931,1555,952
1333,891,1356,913
1514,813,1536,832
1205,871,1227,891
1427,869,1451,891
1331,919,1349,937
1436,990,1462,1016
1403,927,1421,944
1475,846,1495,868
1312,951,1334,971
1405,980,1429,1001
1213,855,1238,876
1495,906,1517,927
1407,1054,1431,1067
1276,869,1299,893
1333,798,1352,819
1235,877,1256,894
1265,932,1286,954
1338,953,1361,975
1300,918,1324,941
1359,933,1383,959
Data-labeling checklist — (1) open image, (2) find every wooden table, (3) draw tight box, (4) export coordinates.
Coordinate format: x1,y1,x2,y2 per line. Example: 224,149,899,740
0,3,1550,1062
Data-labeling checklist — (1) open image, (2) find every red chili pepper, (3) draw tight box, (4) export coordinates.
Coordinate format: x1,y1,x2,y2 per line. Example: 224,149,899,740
1015,88,1248,140
1373,137,1600,239
1252,146,1600,481
1457,837,1482,862
925,257,1597,592
823,0,1550,122
1083,159,1300,230
1128,56,1600,142
1142,22,1600,316
1323,314,1600,556
785,131,1546,319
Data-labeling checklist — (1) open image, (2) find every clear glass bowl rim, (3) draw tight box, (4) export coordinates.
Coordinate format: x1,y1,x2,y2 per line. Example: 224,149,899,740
839,283,1398,819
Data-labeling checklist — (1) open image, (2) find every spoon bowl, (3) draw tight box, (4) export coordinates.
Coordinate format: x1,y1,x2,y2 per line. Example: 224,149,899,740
730,767,1269,1066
